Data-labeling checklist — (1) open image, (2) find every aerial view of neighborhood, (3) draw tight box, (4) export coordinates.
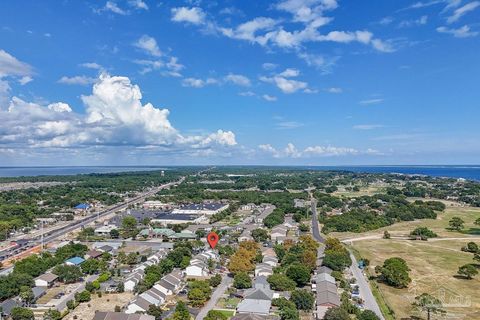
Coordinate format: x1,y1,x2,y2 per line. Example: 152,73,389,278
0,167,479,320
1,0,479,319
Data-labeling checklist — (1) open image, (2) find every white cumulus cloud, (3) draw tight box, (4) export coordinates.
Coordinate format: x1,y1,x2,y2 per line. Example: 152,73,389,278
171,7,206,25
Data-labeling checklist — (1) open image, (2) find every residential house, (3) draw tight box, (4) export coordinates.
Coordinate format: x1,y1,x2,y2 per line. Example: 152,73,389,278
283,216,297,230
315,271,340,319
97,245,114,254
125,270,183,314
237,277,273,316
85,249,103,259
94,311,155,320
317,273,335,284
65,256,85,266
231,314,272,320
32,286,47,301
262,256,278,268
255,263,273,277
0,299,21,317
270,225,287,243
186,250,218,277
185,260,208,277
316,266,332,275
35,272,58,287
238,228,253,242
124,270,144,292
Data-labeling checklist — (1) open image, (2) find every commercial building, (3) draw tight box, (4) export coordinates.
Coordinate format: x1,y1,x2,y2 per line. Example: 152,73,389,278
172,203,229,215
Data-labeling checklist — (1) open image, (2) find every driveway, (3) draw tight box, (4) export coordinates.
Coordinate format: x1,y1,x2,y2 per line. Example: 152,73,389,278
349,253,384,320
195,275,233,320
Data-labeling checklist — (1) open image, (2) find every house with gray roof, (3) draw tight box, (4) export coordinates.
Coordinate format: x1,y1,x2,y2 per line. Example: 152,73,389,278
317,273,335,284
94,311,154,320
237,278,274,316
35,272,58,287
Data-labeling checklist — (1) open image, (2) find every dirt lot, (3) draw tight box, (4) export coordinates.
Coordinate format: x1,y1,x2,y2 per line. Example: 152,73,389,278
64,292,133,320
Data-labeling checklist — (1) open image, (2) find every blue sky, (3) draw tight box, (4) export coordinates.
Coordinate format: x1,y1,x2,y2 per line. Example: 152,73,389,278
0,0,479,166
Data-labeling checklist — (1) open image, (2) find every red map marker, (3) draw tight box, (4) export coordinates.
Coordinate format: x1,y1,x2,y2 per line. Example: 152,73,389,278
207,231,219,249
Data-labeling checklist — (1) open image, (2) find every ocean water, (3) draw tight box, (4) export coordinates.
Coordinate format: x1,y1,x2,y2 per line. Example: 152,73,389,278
0,165,479,181
306,165,480,181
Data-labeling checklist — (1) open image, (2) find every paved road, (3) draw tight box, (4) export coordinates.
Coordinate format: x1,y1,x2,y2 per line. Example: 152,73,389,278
310,199,325,243
349,253,384,320
195,275,233,320
0,177,184,263
37,177,184,245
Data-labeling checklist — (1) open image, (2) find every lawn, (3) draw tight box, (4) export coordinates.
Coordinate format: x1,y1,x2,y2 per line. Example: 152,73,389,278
331,205,480,241
328,204,480,319
334,185,385,198
350,238,480,320
216,297,240,309
211,309,235,318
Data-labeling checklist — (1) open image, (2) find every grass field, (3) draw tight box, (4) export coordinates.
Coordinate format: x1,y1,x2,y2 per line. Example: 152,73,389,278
337,205,480,320
334,185,385,198
332,205,480,241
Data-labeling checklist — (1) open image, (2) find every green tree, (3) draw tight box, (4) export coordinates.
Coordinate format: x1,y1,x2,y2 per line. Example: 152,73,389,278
122,216,137,232
474,253,480,263
81,259,101,274
85,281,100,292
209,274,222,287
74,290,91,303
410,227,437,239
188,288,207,307
448,217,465,231
279,307,299,320
66,300,75,310
377,257,411,288
19,286,34,306
233,272,252,289
323,306,350,320
298,224,309,232
110,229,120,239
412,293,445,320
147,305,163,320
43,309,62,320
267,274,296,291
172,301,190,320
322,250,352,271
462,242,479,253
286,263,311,286
251,228,269,242
290,289,314,311
204,310,228,320
11,307,34,320
358,310,380,320
457,264,478,279
52,265,83,283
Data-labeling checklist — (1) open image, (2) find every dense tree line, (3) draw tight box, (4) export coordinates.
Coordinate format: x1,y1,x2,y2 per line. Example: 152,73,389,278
0,242,88,301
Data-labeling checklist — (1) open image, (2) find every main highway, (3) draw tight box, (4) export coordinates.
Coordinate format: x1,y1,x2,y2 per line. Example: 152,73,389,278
0,177,185,263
